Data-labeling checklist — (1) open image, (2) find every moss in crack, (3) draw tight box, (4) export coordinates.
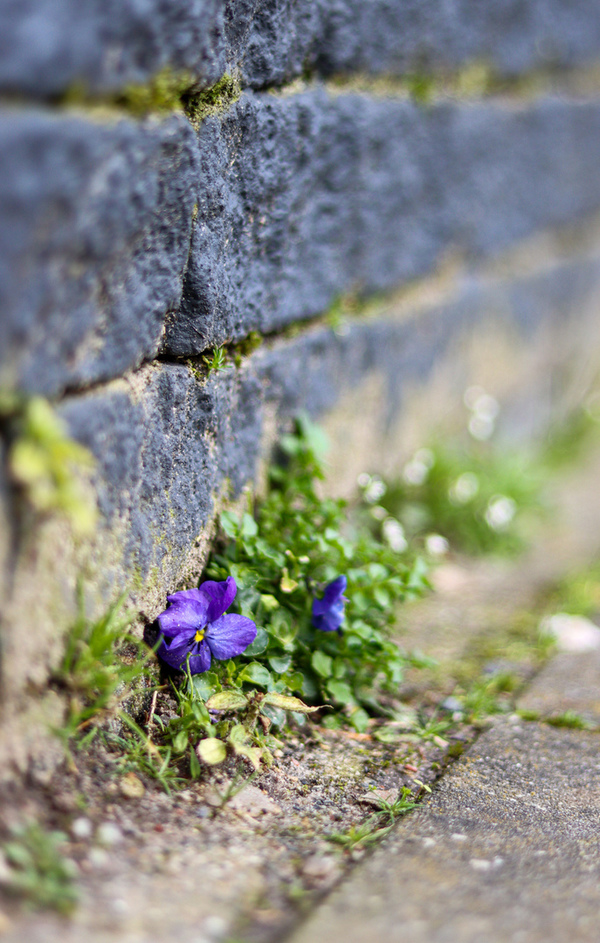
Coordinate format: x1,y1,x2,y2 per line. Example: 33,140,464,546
60,69,241,124
183,73,241,127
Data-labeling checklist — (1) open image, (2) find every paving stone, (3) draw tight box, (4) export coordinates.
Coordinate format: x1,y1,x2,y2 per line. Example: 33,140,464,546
289,718,600,943
0,109,198,398
518,650,600,725
2,0,600,99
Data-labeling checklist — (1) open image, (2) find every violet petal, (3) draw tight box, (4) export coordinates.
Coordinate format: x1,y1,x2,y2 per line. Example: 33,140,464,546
200,577,237,623
157,634,194,669
205,613,257,660
188,640,212,674
157,589,209,637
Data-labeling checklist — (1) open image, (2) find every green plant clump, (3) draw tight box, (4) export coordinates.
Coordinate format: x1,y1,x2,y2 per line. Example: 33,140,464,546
1,394,97,535
54,586,150,741
2,823,79,914
198,416,430,735
378,437,541,556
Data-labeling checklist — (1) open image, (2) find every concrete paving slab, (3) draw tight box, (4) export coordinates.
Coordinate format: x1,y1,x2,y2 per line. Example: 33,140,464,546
518,650,600,725
288,718,600,943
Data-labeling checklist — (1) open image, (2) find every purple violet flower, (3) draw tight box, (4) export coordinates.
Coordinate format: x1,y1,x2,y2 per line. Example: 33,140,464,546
312,576,348,633
156,577,257,674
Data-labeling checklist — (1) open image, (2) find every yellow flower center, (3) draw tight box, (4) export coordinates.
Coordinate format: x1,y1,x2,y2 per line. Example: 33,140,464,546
194,628,205,643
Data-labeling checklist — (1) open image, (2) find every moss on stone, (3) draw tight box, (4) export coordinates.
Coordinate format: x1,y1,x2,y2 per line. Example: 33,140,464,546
59,68,241,125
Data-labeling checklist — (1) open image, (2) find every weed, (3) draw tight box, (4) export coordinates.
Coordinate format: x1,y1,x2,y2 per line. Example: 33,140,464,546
53,585,150,741
328,787,417,851
2,822,78,914
1,394,96,535
202,346,230,375
103,713,183,794
202,415,430,733
545,711,592,730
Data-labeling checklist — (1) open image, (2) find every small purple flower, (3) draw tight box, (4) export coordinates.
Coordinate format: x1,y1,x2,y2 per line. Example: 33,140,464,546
156,577,257,674
312,576,348,633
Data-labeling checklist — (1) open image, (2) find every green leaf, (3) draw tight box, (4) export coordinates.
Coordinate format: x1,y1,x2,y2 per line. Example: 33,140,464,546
374,586,391,608
268,653,292,674
191,674,218,700
205,691,249,711
172,730,189,753
262,693,321,713
196,738,227,765
311,650,333,678
280,568,299,593
228,723,249,745
243,626,269,656
231,743,262,770
269,609,296,646
260,594,280,612
237,663,272,687
189,746,202,779
220,510,239,538
349,707,370,733
327,679,356,706
241,513,258,538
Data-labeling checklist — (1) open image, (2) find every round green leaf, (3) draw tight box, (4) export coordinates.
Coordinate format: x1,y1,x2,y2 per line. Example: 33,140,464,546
236,662,272,687
243,626,269,656
311,650,333,678
196,738,227,765
268,653,292,674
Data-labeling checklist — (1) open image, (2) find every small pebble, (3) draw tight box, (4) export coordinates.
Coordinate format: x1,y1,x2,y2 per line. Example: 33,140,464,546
96,822,123,847
88,847,111,870
120,773,145,799
202,915,228,939
70,817,93,841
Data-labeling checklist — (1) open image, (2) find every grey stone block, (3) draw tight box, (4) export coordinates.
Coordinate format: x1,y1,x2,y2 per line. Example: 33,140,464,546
165,90,600,356
0,0,225,98
306,0,600,83
58,363,263,588
0,109,198,397
2,1,600,99
50,251,600,600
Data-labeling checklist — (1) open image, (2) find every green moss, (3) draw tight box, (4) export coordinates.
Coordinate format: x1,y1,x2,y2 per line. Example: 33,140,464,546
60,68,241,124
184,73,241,127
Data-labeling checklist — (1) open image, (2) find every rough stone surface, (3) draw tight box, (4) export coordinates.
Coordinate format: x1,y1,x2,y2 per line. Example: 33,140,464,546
2,0,600,99
58,362,263,595
166,91,600,355
0,0,226,98
289,718,600,943
0,110,198,397
518,651,600,724
4,93,600,392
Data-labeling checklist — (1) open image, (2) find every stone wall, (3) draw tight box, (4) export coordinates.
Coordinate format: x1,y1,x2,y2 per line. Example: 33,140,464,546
2,0,600,773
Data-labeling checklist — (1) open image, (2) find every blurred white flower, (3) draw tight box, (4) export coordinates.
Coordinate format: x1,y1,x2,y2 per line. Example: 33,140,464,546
464,388,500,441
485,495,516,531
449,472,479,505
402,448,434,486
425,533,450,556
364,475,386,503
468,414,495,441
382,518,408,552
